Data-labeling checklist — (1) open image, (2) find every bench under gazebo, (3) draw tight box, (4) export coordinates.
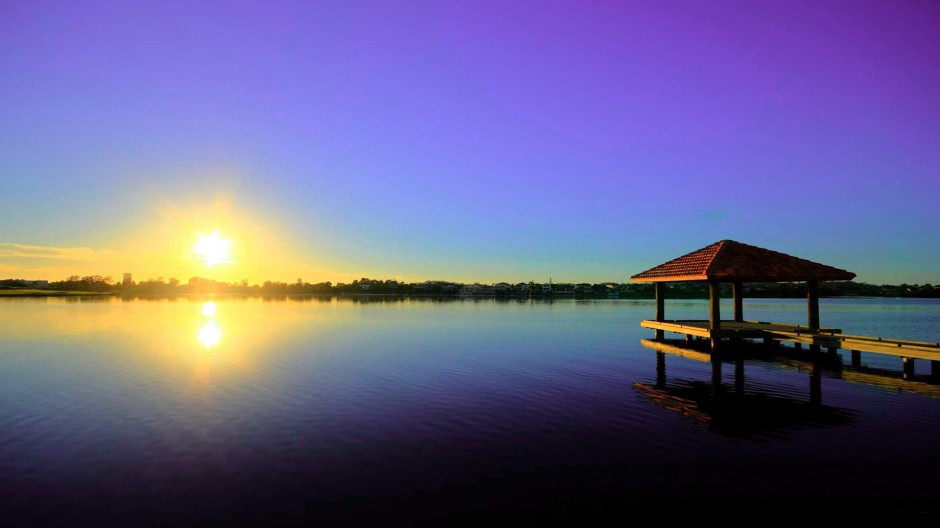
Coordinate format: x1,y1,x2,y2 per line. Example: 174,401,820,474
630,240,856,352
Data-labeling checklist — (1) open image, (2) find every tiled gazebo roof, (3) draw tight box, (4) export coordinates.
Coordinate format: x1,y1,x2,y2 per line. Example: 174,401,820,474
631,240,856,283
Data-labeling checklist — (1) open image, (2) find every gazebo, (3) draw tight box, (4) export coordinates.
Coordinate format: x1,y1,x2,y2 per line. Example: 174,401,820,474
631,240,856,351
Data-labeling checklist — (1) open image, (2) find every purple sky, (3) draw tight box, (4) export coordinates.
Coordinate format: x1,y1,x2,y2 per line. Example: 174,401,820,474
2,1,939,284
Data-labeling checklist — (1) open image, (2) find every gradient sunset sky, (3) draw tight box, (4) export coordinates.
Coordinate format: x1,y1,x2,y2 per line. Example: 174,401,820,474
2,1,938,284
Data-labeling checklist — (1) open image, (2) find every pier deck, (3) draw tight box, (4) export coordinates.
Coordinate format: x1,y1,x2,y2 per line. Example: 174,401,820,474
641,319,940,361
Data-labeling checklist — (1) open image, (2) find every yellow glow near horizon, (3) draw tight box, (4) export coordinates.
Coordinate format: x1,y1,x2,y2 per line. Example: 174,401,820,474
194,231,232,267
0,194,355,284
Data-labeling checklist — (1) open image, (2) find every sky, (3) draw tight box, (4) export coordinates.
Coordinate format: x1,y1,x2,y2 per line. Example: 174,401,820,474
2,1,939,285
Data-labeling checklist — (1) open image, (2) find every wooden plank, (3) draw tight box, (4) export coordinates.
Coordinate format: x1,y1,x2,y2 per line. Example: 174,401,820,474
640,320,711,338
764,333,940,360
837,338,940,360
831,332,940,348
654,320,841,335
640,320,763,339
640,320,842,340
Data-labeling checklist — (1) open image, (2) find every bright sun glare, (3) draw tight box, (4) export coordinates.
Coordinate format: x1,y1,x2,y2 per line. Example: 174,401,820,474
194,231,232,267
201,301,217,317
198,320,222,348
198,301,221,348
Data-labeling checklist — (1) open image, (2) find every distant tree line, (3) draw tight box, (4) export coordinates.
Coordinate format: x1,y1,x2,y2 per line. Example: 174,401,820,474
0,276,938,298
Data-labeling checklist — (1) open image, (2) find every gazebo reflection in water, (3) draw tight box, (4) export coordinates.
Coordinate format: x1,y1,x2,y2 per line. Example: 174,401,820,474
634,337,856,437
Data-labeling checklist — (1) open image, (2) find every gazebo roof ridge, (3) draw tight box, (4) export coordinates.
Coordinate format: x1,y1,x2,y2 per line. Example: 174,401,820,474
631,240,856,283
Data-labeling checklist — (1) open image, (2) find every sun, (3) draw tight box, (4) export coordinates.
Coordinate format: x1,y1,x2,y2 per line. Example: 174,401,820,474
194,231,233,266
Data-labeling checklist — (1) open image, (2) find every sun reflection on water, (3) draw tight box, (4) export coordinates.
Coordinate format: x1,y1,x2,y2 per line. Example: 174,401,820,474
198,320,222,348
198,301,222,348
201,301,218,317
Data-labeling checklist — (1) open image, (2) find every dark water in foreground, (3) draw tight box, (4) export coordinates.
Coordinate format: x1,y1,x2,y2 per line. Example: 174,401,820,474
2,296,939,522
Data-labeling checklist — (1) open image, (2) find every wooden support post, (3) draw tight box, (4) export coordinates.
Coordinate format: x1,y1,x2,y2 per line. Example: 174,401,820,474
709,280,721,352
654,282,665,340
656,352,666,388
794,342,802,351
732,281,744,323
685,334,693,345
902,357,915,380
851,350,861,368
762,336,773,347
932,361,940,383
735,358,745,396
827,346,838,357
730,281,744,346
807,280,820,330
807,280,821,354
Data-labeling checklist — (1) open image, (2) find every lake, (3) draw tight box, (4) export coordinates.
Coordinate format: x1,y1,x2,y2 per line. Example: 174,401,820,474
2,296,939,522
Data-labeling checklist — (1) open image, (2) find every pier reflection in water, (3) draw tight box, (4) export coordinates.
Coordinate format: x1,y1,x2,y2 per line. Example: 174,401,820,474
636,339,856,437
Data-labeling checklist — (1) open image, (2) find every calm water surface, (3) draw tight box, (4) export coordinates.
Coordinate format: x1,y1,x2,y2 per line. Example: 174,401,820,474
2,296,939,522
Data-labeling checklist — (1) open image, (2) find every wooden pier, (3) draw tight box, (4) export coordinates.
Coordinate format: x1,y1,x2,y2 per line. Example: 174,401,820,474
640,338,940,401
631,240,940,378
641,319,940,365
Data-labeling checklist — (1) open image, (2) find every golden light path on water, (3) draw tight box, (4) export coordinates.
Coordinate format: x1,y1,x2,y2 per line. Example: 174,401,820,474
198,301,222,348
0,296,346,399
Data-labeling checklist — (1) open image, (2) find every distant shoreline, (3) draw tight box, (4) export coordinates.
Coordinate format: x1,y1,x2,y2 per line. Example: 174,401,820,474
5,276,937,299
1,290,936,301
0,289,113,297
